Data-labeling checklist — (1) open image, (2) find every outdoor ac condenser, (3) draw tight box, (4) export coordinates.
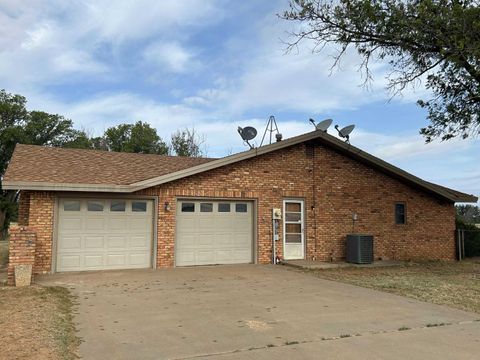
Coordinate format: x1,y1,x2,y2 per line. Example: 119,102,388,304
346,234,374,264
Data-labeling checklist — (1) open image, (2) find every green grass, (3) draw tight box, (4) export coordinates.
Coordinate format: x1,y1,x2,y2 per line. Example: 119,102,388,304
304,259,480,314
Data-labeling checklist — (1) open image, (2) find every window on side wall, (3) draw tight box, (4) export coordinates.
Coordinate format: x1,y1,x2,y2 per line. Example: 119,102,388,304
395,203,406,225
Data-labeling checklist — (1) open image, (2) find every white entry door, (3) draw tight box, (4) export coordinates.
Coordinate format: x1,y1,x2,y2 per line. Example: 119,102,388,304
283,200,304,260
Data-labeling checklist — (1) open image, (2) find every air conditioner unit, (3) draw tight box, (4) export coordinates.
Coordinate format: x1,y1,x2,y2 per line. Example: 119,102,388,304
346,234,374,264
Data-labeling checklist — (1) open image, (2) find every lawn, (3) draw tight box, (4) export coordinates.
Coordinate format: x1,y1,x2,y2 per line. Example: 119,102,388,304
305,259,480,314
0,285,79,360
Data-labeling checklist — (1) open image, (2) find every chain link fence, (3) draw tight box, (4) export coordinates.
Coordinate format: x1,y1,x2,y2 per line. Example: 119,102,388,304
457,228,480,260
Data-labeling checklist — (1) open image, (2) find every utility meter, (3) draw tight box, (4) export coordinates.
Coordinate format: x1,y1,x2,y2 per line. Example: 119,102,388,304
272,208,282,220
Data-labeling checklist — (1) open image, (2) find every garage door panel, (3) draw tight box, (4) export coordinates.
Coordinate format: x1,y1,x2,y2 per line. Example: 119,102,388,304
130,218,149,230
176,200,253,266
129,235,150,248
196,250,216,263
107,236,127,248
58,236,82,250
58,255,81,269
129,253,150,265
84,254,104,267
85,236,104,249
60,218,82,231
107,254,127,266
108,218,127,231
57,198,153,272
198,234,215,246
85,217,105,231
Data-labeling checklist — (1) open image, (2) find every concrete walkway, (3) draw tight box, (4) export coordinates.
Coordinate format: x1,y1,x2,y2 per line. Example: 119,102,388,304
38,265,480,360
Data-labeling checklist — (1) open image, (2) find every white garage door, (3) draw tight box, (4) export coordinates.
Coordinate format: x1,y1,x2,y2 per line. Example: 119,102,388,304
176,200,253,266
56,198,154,272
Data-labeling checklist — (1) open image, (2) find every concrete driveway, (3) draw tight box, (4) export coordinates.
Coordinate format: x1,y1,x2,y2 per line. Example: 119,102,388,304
38,265,480,360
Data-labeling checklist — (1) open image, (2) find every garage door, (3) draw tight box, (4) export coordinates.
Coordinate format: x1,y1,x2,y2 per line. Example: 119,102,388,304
176,200,253,266
56,198,154,272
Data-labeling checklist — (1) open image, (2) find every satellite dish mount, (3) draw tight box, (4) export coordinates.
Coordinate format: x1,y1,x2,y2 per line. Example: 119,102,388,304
334,124,355,144
237,126,257,149
309,118,333,132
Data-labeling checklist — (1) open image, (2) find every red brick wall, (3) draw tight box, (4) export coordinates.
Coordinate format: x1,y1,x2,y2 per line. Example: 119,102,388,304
25,191,55,274
18,141,456,274
7,225,37,285
17,191,30,226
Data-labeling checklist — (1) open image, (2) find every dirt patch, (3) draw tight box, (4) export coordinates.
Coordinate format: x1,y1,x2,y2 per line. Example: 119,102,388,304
0,285,79,360
304,259,480,314
0,241,8,269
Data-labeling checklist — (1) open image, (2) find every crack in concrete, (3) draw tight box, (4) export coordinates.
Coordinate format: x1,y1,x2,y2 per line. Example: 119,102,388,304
169,319,480,360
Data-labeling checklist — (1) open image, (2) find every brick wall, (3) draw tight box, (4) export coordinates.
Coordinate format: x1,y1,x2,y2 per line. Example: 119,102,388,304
17,191,30,226
24,191,55,274
18,140,456,274
7,225,37,285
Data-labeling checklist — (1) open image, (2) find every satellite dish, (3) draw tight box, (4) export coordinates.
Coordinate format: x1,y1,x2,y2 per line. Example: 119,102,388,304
237,126,257,149
316,119,333,132
334,124,355,143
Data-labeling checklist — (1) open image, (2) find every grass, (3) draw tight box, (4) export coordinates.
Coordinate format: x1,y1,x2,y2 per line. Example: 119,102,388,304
305,259,480,314
0,285,79,360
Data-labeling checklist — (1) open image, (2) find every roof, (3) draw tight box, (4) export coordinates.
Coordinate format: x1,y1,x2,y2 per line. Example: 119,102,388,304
3,131,477,203
3,145,213,191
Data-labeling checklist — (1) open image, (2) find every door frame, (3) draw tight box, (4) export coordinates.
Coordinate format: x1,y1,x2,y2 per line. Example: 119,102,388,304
282,198,305,260
53,194,158,273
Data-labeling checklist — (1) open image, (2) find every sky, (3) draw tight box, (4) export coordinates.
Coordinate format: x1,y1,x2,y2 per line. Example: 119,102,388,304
0,0,478,201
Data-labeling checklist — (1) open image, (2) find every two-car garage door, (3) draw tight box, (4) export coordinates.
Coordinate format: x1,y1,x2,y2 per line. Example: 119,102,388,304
56,198,154,272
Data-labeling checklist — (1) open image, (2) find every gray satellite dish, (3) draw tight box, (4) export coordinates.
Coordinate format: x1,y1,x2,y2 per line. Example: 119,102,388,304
316,119,333,132
334,124,355,143
237,126,257,149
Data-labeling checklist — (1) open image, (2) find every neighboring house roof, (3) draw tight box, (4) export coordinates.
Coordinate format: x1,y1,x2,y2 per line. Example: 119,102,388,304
3,130,478,203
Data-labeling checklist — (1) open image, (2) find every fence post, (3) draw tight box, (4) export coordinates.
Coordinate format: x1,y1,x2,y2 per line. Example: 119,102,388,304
457,229,462,261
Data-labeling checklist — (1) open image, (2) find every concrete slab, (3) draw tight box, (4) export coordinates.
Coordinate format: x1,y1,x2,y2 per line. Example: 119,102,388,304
284,260,404,270
37,265,480,360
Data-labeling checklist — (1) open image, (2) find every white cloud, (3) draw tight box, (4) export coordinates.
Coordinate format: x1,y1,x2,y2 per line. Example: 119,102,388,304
143,42,195,73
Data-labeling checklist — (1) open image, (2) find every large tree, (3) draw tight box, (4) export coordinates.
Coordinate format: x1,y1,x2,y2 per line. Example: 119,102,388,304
0,90,90,236
281,0,480,141
104,121,169,155
170,128,205,157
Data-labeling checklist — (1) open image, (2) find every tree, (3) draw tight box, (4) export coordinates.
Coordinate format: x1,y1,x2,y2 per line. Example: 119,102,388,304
0,89,90,236
281,0,480,141
456,204,480,224
104,121,169,154
170,128,205,157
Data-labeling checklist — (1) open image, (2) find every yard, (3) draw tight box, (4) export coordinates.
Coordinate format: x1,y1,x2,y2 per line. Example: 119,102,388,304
0,240,79,360
305,259,480,314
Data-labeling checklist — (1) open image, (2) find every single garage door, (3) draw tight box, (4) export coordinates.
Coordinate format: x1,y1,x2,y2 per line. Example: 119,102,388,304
56,198,154,272
176,200,253,266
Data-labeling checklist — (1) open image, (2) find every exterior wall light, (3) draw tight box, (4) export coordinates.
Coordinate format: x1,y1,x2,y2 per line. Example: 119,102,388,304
164,201,171,212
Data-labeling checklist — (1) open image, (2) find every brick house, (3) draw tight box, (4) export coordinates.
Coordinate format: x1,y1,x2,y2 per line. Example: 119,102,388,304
3,130,477,282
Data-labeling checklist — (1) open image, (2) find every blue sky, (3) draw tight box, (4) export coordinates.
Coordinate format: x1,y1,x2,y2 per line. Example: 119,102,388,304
0,0,478,201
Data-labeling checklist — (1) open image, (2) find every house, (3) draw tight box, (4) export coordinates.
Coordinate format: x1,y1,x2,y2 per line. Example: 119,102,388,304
3,130,477,283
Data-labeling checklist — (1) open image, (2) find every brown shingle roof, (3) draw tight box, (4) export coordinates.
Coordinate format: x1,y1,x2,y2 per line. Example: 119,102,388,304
3,144,214,186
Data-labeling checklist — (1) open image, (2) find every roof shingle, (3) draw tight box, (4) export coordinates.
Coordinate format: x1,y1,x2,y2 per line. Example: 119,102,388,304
3,144,214,185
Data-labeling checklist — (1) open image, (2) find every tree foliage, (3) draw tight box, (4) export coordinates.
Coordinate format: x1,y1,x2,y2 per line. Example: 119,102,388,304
104,121,169,155
281,0,480,141
170,128,205,157
456,204,480,224
0,90,91,235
